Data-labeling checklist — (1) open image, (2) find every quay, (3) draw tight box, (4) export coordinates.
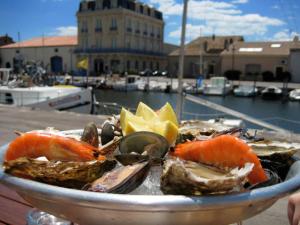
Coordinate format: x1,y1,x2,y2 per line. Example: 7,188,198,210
0,106,297,225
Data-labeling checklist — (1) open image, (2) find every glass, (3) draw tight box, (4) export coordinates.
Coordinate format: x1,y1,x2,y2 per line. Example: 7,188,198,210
27,208,71,225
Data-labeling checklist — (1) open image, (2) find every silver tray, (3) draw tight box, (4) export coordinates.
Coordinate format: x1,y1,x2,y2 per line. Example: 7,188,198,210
1,130,300,225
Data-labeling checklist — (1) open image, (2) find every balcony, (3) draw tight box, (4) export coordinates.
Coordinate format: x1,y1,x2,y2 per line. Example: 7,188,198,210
110,27,118,31
74,47,165,57
95,28,102,33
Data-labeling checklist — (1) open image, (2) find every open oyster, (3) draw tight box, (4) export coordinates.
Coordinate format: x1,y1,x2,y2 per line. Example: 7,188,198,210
249,140,300,159
160,159,254,195
3,157,116,189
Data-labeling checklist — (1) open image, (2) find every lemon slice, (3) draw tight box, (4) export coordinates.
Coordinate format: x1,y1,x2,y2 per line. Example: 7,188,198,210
158,102,178,126
136,102,158,121
126,121,153,135
120,108,145,135
153,120,178,145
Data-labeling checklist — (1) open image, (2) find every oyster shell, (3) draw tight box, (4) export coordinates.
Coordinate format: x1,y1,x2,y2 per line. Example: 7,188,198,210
4,157,116,189
249,140,300,159
87,161,150,194
160,159,254,195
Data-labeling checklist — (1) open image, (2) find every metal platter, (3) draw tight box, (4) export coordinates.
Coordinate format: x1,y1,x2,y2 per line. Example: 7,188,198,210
1,130,300,225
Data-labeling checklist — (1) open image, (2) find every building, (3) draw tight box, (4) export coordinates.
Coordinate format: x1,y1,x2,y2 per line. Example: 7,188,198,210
221,37,300,82
168,35,244,78
76,0,165,75
0,36,77,73
0,35,14,47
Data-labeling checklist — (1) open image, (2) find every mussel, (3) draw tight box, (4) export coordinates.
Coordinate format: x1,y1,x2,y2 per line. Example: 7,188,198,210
81,123,99,147
160,158,254,195
4,157,116,189
86,161,150,194
116,131,169,165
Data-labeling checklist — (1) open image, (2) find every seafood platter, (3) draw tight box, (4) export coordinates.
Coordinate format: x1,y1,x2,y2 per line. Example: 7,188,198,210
1,102,300,225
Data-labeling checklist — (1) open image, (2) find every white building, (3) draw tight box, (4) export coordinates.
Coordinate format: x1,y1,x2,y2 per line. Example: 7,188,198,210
0,36,77,74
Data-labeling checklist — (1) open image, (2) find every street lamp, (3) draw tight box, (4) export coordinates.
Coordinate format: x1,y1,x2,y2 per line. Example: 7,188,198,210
176,0,189,120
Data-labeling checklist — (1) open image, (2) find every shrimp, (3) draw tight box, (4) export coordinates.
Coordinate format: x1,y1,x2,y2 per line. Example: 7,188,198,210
172,135,268,185
4,132,102,162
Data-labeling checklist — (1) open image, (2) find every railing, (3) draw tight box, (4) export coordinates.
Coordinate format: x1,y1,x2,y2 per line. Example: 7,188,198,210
74,48,165,56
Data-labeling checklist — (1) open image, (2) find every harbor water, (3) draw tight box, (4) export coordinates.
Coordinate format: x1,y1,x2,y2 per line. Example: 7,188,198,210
94,89,300,133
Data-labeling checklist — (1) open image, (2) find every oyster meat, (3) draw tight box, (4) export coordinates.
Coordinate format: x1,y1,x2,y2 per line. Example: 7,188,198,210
160,159,254,195
4,157,116,189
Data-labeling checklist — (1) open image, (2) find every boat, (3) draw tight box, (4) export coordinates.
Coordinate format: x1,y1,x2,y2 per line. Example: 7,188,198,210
261,86,282,100
112,75,139,91
0,69,94,114
233,85,258,97
289,89,300,101
202,77,232,96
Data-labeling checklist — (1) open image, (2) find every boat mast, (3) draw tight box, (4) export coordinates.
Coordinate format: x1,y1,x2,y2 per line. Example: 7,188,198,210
176,0,188,120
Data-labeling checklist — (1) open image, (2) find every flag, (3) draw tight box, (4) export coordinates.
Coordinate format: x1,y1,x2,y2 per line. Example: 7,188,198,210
77,58,88,70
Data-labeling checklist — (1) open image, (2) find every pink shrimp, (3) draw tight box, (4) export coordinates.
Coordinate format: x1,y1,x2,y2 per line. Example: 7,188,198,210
172,135,268,185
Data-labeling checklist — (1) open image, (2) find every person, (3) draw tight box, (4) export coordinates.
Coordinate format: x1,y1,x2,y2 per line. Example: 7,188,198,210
288,193,300,225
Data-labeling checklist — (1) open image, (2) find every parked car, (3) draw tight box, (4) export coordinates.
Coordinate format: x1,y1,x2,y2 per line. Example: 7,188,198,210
152,70,161,76
139,69,152,76
161,70,169,76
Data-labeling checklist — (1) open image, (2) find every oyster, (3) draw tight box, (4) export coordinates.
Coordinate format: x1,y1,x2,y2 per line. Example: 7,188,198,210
4,157,116,189
81,123,99,147
116,131,169,165
249,140,300,159
160,159,254,195
87,161,150,194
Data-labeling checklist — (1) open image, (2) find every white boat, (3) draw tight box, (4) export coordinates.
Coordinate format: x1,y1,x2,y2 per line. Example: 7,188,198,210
0,69,93,114
289,89,300,101
233,85,258,97
202,77,232,96
112,75,139,91
261,86,282,100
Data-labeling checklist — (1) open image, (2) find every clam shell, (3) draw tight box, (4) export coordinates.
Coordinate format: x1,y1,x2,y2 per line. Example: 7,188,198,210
160,159,254,195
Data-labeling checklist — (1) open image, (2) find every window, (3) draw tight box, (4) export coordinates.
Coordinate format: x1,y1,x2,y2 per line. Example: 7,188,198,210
157,27,160,38
96,38,102,48
239,48,263,52
135,21,140,33
95,18,102,32
126,38,131,48
81,21,88,33
85,38,89,49
111,37,117,48
54,48,59,53
127,18,132,32
140,5,144,13
16,50,20,54
103,0,111,9
135,61,139,70
144,23,148,35
245,64,261,75
271,44,281,48
127,60,131,70
111,18,117,30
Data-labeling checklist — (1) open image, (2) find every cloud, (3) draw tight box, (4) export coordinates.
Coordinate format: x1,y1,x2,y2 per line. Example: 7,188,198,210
272,5,280,9
231,0,248,4
151,0,284,40
49,26,78,36
273,29,300,41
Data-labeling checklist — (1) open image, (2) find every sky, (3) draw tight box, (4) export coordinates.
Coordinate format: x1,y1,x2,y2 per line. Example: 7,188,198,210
0,0,299,45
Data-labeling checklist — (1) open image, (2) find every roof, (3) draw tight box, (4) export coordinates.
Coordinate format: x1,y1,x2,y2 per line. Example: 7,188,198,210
221,41,300,56
0,36,77,49
169,35,244,56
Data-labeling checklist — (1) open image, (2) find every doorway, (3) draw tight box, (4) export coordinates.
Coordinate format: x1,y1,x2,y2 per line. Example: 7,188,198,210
51,56,63,73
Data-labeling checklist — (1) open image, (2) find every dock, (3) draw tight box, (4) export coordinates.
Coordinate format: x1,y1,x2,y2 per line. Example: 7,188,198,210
0,106,295,225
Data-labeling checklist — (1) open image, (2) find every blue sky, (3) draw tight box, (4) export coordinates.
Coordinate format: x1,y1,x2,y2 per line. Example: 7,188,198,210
0,0,299,45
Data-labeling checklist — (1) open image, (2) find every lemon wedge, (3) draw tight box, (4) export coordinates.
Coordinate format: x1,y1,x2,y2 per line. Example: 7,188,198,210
158,102,178,126
126,121,153,134
120,108,144,135
136,102,158,121
153,120,178,145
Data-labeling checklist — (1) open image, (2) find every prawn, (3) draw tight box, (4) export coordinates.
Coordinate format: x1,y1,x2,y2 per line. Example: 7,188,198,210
172,135,268,185
4,132,103,162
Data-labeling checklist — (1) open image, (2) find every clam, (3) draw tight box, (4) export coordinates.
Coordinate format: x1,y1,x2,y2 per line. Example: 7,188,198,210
116,132,169,165
4,157,116,189
101,122,115,145
87,161,150,194
81,123,99,147
160,158,254,195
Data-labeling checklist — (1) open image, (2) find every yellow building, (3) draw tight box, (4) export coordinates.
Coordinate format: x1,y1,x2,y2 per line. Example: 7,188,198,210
76,0,166,75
